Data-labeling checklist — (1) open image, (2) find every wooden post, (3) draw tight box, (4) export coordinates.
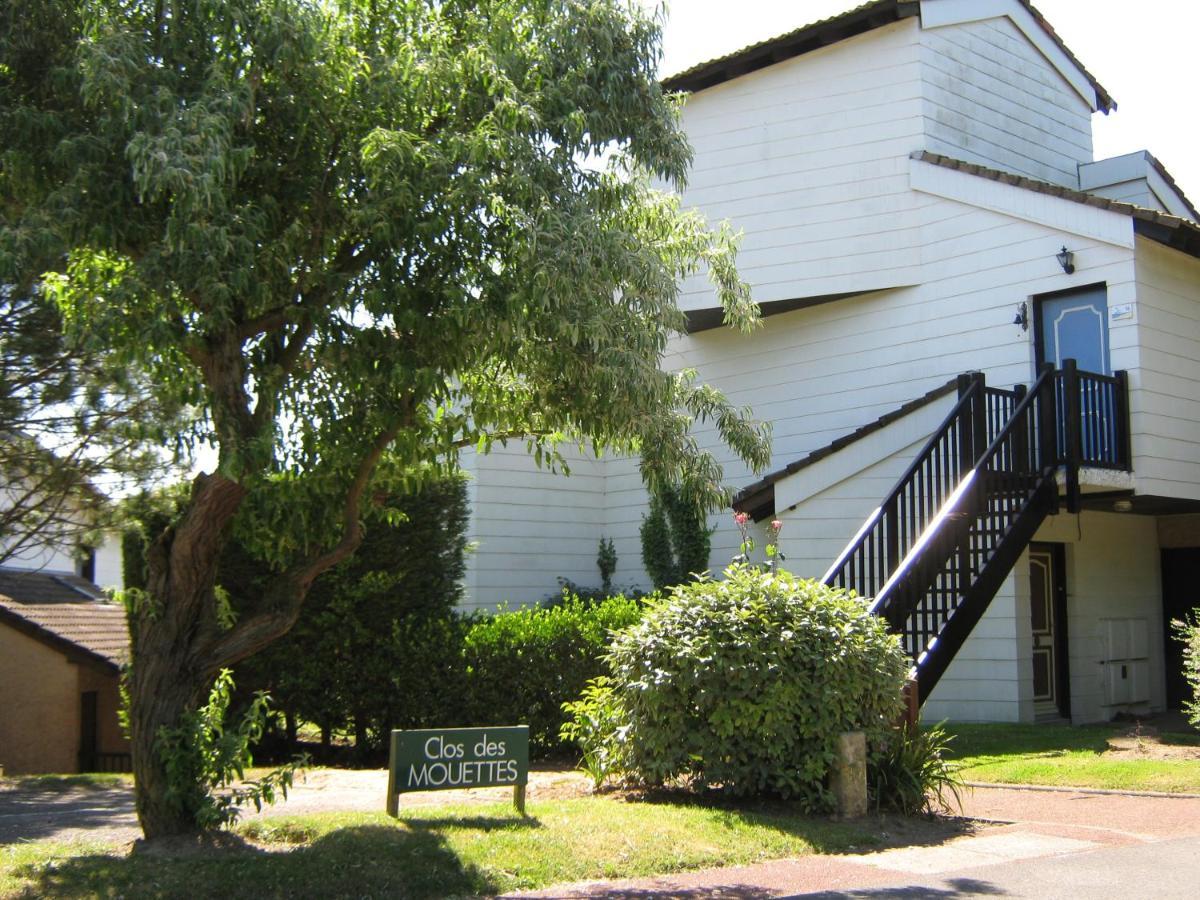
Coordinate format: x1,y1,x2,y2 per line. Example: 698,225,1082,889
513,783,526,815
1114,370,1132,470
1062,359,1082,513
831,731,868,819
386,730,400,817
900,675,920,728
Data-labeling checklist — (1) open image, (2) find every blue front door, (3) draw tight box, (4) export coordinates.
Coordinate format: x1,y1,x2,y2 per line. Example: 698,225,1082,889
1037,285,1113,462
1037,285,1110,374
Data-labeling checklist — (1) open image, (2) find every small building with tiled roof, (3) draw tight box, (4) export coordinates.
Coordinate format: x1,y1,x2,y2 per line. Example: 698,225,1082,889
0,570,131,775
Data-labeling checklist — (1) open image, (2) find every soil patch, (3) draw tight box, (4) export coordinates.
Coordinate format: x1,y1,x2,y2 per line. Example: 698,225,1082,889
1104,725,1200,761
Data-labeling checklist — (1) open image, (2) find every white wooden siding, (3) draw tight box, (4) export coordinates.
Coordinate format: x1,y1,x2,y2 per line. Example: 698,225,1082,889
919,13,1093,187
1033,512,1165,724
675,19,925,310
459,445,609,611
1130,238,1200,501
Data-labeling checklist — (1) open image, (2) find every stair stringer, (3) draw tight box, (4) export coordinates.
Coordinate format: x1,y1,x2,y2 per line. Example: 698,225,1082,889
913,476,1057,705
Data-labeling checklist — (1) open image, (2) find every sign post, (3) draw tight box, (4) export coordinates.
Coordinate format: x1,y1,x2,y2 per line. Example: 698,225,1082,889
387,725,529,816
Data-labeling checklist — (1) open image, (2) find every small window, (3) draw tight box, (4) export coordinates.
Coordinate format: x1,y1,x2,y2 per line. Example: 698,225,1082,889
79,547,96,583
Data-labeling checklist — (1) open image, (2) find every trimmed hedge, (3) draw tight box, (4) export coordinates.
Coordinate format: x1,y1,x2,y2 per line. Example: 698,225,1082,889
1176,613,1200,727
463,595,644,755
264,593,643,760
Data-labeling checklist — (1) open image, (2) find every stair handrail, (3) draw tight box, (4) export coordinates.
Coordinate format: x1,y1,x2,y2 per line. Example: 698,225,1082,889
869,363,1058,626
822,373,985,592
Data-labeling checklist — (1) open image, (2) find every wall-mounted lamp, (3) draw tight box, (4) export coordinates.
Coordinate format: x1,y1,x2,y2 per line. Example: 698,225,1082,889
1056,246,1075,274
1013,301,1028,332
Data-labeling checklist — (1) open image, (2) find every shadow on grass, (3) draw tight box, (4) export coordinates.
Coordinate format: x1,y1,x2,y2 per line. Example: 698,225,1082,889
944,723,1115,760
602,788,978,856
16,825,499,900
402,812,542,832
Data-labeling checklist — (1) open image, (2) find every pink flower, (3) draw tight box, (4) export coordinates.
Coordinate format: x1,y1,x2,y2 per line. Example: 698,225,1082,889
770,519,783,532
734,511,749,526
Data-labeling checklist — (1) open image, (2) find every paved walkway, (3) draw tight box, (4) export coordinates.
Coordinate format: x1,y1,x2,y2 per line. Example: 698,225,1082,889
506,785,1200,898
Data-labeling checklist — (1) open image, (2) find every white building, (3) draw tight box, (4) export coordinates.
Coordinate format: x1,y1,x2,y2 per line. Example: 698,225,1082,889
462,0,1200,725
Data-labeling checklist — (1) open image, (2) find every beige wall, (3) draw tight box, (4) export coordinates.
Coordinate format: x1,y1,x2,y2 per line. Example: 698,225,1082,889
0,624,126,775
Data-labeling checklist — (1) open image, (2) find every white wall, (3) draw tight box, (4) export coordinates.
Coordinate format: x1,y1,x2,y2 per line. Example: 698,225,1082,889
1034,511,1165,724
919,13,1093,187
460,444,609,611
1130,238,1200,502
675,19,925,310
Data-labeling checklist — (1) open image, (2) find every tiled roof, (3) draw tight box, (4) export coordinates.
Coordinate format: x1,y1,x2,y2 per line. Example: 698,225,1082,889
733,377,960,520
0,569,106,604
0,570,128,670
913,151,1200,257
661,1,1115,113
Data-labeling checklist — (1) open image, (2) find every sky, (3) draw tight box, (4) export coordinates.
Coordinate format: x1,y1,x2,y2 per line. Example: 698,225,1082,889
647,0,1200,204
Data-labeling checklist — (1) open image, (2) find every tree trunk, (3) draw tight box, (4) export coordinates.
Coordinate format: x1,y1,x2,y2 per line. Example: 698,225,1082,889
128,623,210,838
128,471,247,840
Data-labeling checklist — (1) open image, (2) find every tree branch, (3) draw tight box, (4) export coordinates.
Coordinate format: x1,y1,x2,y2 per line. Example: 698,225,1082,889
197,421,403,670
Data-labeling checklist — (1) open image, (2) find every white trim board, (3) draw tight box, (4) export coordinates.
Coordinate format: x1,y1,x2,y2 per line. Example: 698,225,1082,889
775,391,958,512
910,156,1135,249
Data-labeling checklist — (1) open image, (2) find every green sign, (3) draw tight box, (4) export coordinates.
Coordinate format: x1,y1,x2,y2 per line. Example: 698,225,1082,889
386,726,529,816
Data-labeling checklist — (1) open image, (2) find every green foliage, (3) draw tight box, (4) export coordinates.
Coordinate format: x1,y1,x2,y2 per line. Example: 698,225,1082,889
155,670,303,830
639,485,712,590
574,566,907,808
1173,613,1200,727
4,0,771,834
0,290,171,567
597,538,618,594
560,677,630,789
235,475,470,746
463,595,644,756
869,723,964,815
241,588,641,760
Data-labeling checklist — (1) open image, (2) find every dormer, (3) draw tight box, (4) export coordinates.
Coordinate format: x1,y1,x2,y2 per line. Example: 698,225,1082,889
1079,152,1200,222
917,0,1113,188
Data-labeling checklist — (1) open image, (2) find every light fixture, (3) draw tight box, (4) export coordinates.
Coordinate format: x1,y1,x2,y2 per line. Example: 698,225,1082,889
1113,499,1133,513
1013,301,1029,332
1056,246,1075,274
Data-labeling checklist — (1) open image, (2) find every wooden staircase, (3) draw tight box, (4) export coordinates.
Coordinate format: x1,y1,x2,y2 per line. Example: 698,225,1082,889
822,362,1129,705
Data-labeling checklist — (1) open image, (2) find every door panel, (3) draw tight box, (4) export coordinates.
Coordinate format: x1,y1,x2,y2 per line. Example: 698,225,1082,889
1029,544,1070,720
1038,286,1110,374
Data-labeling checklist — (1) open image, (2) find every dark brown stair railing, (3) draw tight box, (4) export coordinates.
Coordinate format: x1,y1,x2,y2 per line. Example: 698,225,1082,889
823,360,1129,705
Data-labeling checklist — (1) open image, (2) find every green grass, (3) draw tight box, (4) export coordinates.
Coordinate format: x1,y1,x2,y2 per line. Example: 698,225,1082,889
0,797,891,899
945,723,1200,793
0,772,132,792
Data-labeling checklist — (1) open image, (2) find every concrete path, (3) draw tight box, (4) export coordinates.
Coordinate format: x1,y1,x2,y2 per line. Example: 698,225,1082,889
507,785,1200,899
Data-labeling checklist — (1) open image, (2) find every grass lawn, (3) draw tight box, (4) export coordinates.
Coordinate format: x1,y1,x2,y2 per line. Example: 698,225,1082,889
0,796,946,899
945,722,1200,793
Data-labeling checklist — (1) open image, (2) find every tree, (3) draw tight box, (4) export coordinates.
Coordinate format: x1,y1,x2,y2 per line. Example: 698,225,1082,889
1,0,770,838
0,283,170,568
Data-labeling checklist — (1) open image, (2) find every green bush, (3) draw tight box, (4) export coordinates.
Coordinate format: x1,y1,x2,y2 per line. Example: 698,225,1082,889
639,484,712,590
567,565,908,808
1175,613,1200,727
463,595,644,755
869,722,963,815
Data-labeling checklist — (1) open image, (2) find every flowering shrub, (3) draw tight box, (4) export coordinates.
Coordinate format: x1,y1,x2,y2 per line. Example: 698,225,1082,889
732,511,785,571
